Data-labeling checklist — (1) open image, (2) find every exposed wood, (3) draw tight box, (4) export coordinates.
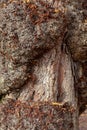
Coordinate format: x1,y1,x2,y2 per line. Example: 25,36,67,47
0,0,87,130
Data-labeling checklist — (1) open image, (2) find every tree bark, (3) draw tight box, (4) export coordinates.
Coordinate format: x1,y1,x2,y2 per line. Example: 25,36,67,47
0,0,87,130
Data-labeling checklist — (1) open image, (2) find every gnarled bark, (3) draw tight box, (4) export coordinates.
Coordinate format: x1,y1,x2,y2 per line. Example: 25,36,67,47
0,0,87,130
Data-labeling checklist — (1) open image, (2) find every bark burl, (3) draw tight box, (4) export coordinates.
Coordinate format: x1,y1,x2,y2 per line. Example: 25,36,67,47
0,0,87,130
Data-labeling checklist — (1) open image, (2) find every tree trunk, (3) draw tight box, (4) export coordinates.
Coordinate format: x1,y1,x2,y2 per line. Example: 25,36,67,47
0,0,87,130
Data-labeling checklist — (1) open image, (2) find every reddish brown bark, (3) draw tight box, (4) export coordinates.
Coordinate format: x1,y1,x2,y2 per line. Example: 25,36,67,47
0,0,87,130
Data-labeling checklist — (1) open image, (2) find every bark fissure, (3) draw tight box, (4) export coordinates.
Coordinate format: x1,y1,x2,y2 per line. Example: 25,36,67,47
0,0,87,129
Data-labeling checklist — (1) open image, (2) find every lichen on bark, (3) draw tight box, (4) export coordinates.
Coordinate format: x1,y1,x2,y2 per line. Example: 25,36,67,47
0,0,87,130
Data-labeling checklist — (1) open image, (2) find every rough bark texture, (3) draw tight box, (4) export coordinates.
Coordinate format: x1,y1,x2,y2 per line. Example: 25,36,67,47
0,100,76,130
0,0,87,130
